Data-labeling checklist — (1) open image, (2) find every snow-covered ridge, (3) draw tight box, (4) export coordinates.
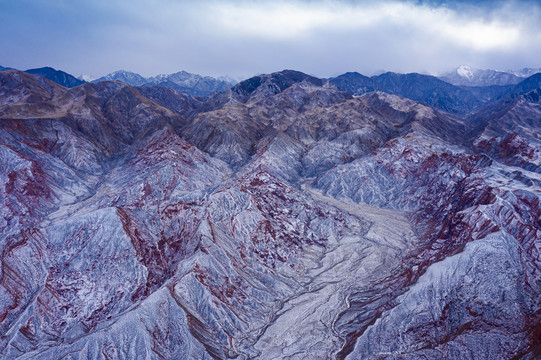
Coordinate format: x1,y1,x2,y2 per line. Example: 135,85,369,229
438,65,534,86
92,69,238,96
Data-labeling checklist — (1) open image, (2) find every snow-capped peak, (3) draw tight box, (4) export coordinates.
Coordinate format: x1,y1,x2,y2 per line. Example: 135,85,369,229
456,65,474,80
78,74,95,82
217,75,241,84
107,70,146,80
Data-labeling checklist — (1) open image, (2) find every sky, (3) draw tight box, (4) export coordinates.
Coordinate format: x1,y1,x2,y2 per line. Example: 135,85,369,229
1,0,541,80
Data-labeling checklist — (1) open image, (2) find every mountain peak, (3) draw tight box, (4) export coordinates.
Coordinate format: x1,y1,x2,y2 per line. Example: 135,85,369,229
24,67,85,88
228,69,323,103
93,70,148,86
456,65,474,79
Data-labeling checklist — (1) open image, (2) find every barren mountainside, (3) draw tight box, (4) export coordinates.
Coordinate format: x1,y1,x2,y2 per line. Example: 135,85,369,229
0,68,540,359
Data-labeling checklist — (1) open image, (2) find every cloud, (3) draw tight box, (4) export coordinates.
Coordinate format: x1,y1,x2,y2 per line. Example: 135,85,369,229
210,2,383,39
0,0,540,78
208,1,524,51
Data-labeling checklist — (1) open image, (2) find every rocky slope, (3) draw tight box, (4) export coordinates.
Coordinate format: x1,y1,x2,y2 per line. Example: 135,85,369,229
0,69,539,359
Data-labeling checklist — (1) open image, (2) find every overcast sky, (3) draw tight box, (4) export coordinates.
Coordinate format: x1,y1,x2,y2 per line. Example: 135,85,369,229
1,0,540,79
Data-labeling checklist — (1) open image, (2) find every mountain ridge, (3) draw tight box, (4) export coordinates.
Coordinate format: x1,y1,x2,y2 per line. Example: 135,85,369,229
438,65,524,86
93,69,237,96
329,71,483,115
4,64,540,111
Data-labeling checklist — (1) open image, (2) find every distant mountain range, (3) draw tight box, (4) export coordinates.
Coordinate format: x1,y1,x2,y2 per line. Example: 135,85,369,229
329,71,484,115
0,66,238,96
92,70,237,96
329,67,541,115
1,65,540,111
438,65,541,86
508,67,541,78
438,65,522,86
